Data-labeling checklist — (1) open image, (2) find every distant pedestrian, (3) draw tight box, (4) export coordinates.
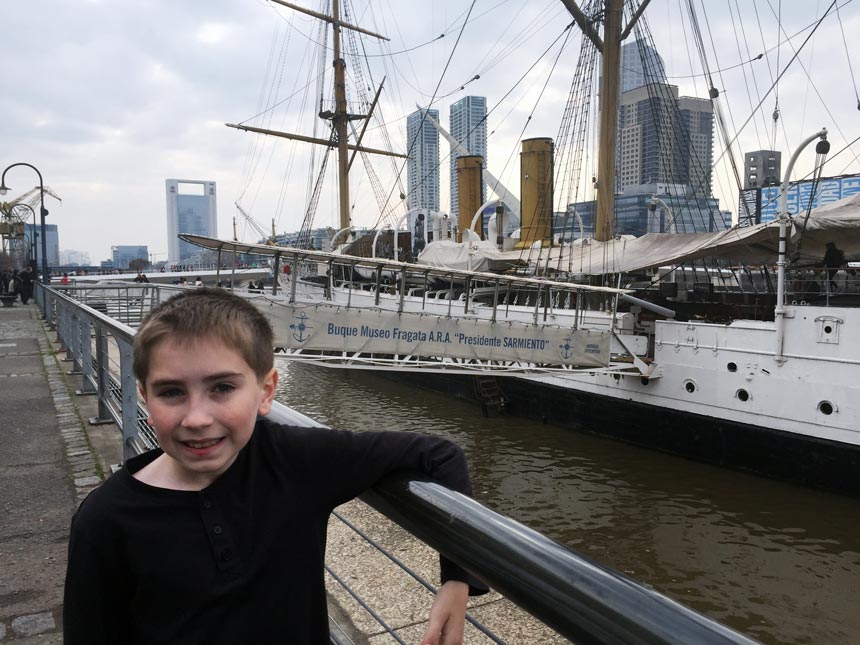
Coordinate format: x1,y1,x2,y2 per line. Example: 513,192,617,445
18,267,33,304
61,273,70,286
194,276,203,286
822,241,845,292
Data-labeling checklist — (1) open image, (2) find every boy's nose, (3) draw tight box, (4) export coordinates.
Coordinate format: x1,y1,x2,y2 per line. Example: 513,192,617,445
181,397,214,429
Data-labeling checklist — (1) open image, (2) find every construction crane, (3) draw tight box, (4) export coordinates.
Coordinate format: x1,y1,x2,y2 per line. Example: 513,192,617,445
234,202,276,245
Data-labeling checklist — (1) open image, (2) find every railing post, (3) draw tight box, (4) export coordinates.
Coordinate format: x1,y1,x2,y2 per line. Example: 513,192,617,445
67,311,82,373
117,337,140,462
88,326,114,426
77,318,97,395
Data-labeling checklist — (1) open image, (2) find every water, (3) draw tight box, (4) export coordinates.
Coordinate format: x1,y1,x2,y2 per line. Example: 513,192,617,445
276,360,860,644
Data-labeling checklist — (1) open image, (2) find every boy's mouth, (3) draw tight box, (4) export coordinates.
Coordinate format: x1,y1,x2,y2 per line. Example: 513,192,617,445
181,437,224,454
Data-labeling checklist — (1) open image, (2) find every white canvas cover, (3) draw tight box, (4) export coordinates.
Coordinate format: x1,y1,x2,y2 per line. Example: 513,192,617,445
495,194,860,274
417,239,520,273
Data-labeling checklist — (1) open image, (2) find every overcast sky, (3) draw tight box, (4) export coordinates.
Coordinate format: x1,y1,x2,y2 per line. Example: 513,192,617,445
2,0,858,264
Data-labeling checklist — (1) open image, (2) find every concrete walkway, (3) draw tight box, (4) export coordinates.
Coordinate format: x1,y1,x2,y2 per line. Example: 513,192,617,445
0,301,112,643
0,299,565,644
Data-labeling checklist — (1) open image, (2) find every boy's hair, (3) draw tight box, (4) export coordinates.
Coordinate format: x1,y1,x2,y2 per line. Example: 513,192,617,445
133,288,274,385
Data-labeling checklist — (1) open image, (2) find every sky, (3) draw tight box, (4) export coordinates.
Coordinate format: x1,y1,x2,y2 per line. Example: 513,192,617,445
2,0,858,264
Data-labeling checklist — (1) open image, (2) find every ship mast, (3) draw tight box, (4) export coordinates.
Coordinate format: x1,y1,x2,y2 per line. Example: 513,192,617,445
562,0,650,241
227,0,406,237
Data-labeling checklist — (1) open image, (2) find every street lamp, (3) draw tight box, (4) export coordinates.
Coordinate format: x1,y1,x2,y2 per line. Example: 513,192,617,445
10,203,37,270
0,163,49,283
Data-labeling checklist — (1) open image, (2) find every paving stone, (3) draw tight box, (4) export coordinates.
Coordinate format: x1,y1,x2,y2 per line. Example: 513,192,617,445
11,613,55,638
74,475,101,487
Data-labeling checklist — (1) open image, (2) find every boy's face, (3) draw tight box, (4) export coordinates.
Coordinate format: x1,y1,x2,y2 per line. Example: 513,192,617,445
139,335,277,489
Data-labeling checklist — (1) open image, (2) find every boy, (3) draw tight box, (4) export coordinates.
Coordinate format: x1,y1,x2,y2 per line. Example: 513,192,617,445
64,288,486,644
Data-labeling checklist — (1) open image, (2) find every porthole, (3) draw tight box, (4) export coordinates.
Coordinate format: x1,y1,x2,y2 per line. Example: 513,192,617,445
736,388,750,402
684,380,696,393
727,362,737,372
640,376,650,386
818,401,834,415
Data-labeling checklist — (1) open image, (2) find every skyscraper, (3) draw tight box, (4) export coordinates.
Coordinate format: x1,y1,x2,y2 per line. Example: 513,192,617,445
449,96,487,219
165,179,217,263
406,108,440,212
620,40,666,93
616,84,714,196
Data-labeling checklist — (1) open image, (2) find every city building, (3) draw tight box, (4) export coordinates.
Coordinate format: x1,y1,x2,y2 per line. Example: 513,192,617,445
620,40,667,93
111,245,149,270
406,108,441,212
18,223,60,269
564,183,730,239
60,250,91,266
738,171,860,226
743,149,782,189
616,83,714,197
165,179,217,264
449,96,487,219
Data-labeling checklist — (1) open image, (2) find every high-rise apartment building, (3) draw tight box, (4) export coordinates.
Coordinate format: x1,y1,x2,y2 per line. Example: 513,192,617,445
165,179,217,263
620,40,666,93
406,108,441,212
449,96,487,219
616,84,714,196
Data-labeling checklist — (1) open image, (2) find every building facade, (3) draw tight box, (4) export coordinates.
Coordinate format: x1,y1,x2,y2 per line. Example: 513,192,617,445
616,84,714,197
620,40,666,93
165,179,217,263
738,171,860,226
743,150,782,189
111,245,149,270
19,223,60,269
406,108,441,212
449,96,487,219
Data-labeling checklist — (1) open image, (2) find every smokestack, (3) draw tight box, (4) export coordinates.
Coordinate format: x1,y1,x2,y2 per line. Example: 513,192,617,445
517,137,553,249
456,155,484,242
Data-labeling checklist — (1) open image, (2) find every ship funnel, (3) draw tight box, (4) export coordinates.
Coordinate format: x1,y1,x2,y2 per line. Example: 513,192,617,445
456,155,484,242
516,137,553,249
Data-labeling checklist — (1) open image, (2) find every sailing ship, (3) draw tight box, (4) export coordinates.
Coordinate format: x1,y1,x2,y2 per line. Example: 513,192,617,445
185,0,860,494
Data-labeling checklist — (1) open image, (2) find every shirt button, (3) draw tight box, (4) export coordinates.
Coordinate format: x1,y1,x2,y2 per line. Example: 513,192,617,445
212,524,223,535
202,500,212,509
220,548,233,562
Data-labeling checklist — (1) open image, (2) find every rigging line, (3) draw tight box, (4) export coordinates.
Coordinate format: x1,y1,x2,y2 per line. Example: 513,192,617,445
763,0,860,168
237,69,327,126
710,0,839,172
372,0,478,230
728,0,764,153
835,1,860,106
392,20,576,225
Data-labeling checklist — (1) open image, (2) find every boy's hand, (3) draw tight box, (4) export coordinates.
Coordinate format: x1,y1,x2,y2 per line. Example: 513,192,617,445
420,580,469,645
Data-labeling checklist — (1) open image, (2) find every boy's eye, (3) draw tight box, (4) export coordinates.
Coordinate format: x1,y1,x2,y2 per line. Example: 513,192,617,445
213,383,235,394
156,388,184,399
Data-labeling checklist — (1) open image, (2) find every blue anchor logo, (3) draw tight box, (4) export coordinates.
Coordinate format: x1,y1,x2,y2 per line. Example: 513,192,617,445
289,312,312,343
559,336,573,360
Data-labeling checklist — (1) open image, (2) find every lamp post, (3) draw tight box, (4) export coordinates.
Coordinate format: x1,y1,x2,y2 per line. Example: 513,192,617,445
0,163,49,283
11,203,37,271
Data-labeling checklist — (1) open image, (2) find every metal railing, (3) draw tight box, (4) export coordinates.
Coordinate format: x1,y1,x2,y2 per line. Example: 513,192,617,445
36,281,756,644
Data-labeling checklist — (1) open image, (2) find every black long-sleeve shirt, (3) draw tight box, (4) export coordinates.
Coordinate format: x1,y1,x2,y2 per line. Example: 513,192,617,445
64,419,485,644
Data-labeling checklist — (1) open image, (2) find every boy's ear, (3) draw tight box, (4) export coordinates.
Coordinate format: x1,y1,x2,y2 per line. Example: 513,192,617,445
257,367,279,416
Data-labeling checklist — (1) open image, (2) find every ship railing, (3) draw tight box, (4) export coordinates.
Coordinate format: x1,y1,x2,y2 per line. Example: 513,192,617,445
35,281,755,644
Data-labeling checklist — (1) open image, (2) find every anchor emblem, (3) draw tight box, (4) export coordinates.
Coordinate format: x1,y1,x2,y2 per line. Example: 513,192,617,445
289,312,312,343
559,336,573,360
